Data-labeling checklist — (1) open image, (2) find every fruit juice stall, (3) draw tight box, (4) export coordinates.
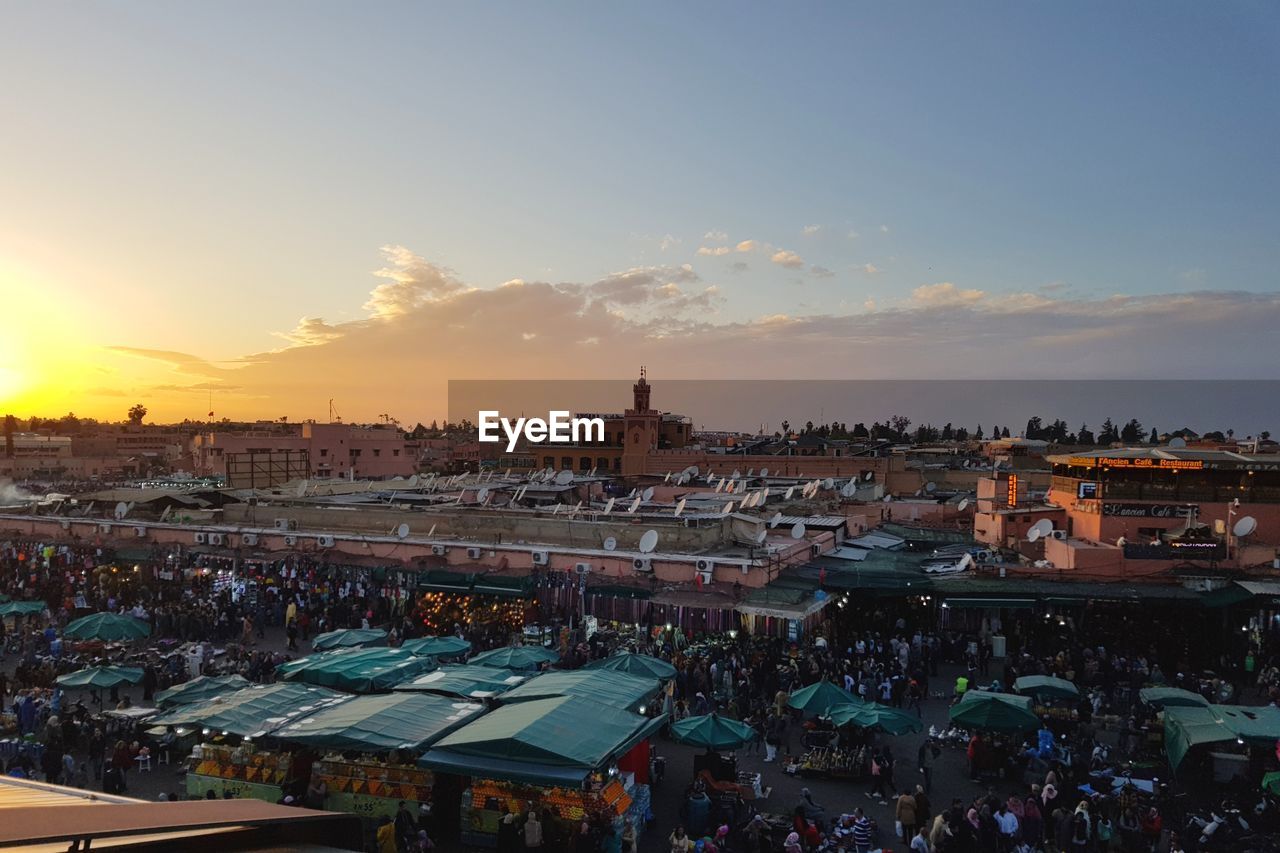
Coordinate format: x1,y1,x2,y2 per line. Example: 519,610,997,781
420,695,665,849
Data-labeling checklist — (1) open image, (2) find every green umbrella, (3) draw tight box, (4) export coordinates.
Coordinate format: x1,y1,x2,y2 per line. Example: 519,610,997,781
584,652,677,680
470,645,560,672
1263,771,1280,795
787,681,862,716
671,713,758,750
155,675,252,708
56,665,144,690
63,612,151,641
0,601,48,617
827,702,925,735
949,691,1040,733
312,628,388,652
401,636,472,658
1013,675,1080,700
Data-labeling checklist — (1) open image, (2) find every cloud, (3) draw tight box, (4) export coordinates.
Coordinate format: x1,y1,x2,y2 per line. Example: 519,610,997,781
880,225,890,233
862,263,881,275
363,244,468,319
106,347,229,377
658,234,680,252
909,282,985,307
735,240,760,253
802,225,822,236
275,317,347,347
809,265,835,278
696,246,732,257
703,230,728,242
770,249,805,269
847,230,860,240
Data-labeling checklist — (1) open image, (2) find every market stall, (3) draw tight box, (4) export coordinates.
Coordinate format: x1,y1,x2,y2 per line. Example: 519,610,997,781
468,645,559,673
276,647,436,693
311,628,389,652
420,695,664,849
155,674,251,708
583,651,677,680
498,669,660,713
393,665,527,700
1014,674,1081,734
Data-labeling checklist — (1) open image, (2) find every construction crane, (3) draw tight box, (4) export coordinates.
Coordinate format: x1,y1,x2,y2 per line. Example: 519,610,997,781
329,399,342,423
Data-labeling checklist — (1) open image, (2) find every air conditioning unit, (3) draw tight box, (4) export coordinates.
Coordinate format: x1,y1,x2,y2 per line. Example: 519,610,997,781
283,535,299,547
193,532,208,545
466,547,482,560
133,526,147,538
696,569,713,585
208,533,225,546
632,557,652,572
316,535,336,548
531,551,550,566
1050,530,1067,540
574,562,592,575
431,544,448,556
273,518,297,531
976,550,993,562
241,533,259,547
695,558,715,573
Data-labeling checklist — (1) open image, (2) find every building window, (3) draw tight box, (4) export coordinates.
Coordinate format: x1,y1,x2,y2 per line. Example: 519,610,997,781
320,449,328,458
393,449,400,456
373,449,381,457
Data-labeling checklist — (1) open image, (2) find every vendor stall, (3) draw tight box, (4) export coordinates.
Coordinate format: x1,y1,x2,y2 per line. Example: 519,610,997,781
498,669,660,713
393,665,526,700
276,647,436,693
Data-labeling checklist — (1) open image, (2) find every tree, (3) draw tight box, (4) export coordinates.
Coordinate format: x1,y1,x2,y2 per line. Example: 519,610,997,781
127,404,147,426
804,420,814,434
955,427,969,441
1098,418,1118,444
1149,427,1159,444
852,422,869,438
974,425,984,440
1001,426,1011,438
941,422,954,441
1262,431,1272,441
781,420,790,436
1204,430,1226,442
1120,418,1144,444
1077,423,1095,445
889,415,912,440
1025,417,1043,440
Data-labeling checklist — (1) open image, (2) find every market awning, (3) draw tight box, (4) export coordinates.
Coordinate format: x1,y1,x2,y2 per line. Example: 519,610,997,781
471,575,534,598
150,683,350,737
417,570,474,592
393,665,527,699
943,598,1036,610
277,648,437,693
499,670,660,712
736,595,831,620
273,693,484,752
1164,704,1280,771
155,675,251,708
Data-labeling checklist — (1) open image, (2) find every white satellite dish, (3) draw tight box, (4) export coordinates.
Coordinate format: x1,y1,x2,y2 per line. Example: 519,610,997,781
408,474,419,488
759,467,769,477
736,479,747,494
603,536,617,551
1027,528,1042,543
113,502,129,520
723,501,736,515
822,478,834,490
638,530,659,553
1031,519,1054,539
863,471,873,481
686,465,700,477
713,478,725,493
427,524,437,537
747,468,755,477
957,498,970,512
1234,516,1258,537
296,480,309,498
790,522,806,539
642,487,655,502
785,487,795,500
477,487,490,504
760,486,770,501
603,497,616,514
731,469,741,479
554,470,575,486
552,504,561,515
755,529,768,545
674,498,687,516
628,496,641,513
395,523,410,540
769,512,783,528
883,495,893,503
664,472,671,483
1169,437,1187,449
925,482,936,493
1116,536,1127,547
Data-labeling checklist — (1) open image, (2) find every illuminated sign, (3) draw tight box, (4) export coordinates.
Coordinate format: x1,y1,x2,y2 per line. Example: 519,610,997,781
1077,481,1099,499
1102,503,1199,519
1006,474,1018,507
1067,457,1204,470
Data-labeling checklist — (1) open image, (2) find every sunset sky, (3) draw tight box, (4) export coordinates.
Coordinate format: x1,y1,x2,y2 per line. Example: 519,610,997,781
2,4,1278,425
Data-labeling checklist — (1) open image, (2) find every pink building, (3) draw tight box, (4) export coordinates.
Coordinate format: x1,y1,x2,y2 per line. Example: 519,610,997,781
192,422,414,480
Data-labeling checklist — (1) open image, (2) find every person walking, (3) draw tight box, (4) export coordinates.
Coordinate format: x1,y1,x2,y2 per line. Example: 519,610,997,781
895,789,918,845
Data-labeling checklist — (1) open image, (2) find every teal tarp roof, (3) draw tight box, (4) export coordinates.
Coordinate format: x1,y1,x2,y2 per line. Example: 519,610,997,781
155,675,251,708
1139,687,1210,709
277,648,436,693
311,628,388,652
469,645,560,672
393,665,526,699
421,696,665,786
583,652,677,680
1159,704,1280,771
150,683,350,737
274,693,484,752
500,669,660,712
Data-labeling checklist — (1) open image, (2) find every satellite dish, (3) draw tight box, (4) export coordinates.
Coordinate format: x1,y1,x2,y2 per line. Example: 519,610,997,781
687,465,700,477
785,487,795,500
1169,437,1187,449
674,498,687,516
759,467,769,477
1031,519,1054,538
113,502,129,521
823,478,834,490
664,472,671,483
790,522,806,539
957,498,970,512
408,474,419,488
1234,516,1258,537
602,497,616,514
555,470,575,485
760,487,770,501
628,496,641,513
882,495,893,503
864,471,873,481
925,482,936,493
769,512,783,528
713,478,725,493
638,530,659,553
603,536,617,551
1116,536,1127,547
755,529,768,545
296,480,309,498
731,469,741,479
395,523,410,540
426,524,436,537
477,487,490,504
723,501,736,515
642,487,655,502
1027,528,1042,543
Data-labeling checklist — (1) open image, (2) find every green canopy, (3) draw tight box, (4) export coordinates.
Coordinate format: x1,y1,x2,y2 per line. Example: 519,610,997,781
1263,771,1280,795
1139,687,1210,709
671,713,757,750
1164,704,1280,771
500,669,660,712
277,648,436,693
787,681,862,717
274,693,485,752
150,683,350,737
63,612,151,641
827,702,925,735
56,665,144,690
1013,675,1080,700
421,696,665,786
0,601,48,617
584,652,677,680
155,675,251,708
393,665,526,699
469,645,560,672
949,691,1040,733
311,628,388,652
400,636,471,658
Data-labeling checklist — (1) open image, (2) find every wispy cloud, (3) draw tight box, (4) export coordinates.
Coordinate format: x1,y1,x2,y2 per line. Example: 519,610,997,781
802,224,822,236
771,249,805,269
703,230,728,242
809,265,835,278
696,246,732,256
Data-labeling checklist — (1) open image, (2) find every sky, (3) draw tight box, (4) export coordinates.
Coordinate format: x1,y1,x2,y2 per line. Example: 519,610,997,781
1,3,1278,426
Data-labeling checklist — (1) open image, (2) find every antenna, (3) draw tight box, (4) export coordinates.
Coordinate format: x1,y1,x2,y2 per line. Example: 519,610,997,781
925,482,936,493
822,478,834,490
603,536,617,551
723,501,736,515
638,530,659,553
427,524,436,537
477,487,490,505
1169,437,1187,449
790,521,806,539
747,468,755,477
714,478,725,493
664,472,671,483
784,486,795,500
395,523,410,540
1027,528,1042,543
296,480,309,498
408,474,419,488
